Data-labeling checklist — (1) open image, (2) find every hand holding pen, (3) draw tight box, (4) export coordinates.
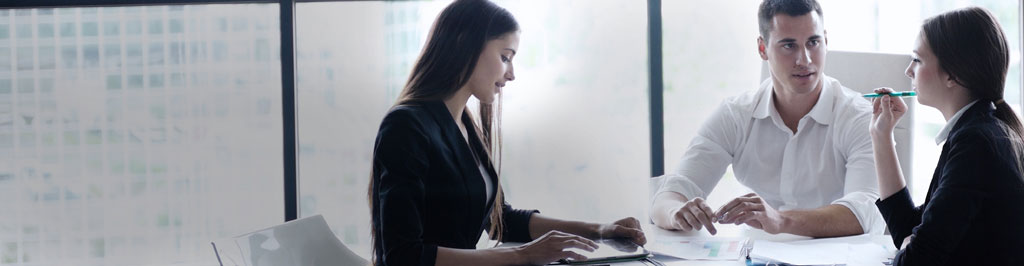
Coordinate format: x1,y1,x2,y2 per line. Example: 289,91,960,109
868,87,908,139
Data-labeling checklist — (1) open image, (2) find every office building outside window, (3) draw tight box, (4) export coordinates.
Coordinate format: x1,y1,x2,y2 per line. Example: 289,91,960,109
0,5,283,265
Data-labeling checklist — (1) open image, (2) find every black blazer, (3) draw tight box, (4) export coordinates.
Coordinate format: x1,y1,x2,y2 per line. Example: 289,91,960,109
370,100,537,266
876,102,1024,265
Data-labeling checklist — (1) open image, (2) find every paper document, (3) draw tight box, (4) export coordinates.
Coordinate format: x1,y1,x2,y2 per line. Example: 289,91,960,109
749,235,893,266
646,237,749,261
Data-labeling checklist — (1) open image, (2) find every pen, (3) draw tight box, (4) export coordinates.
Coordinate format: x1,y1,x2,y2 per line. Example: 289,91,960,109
863,91,917,98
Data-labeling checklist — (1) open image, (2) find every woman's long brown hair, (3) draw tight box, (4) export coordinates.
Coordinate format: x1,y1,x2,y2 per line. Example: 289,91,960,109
922,6,1024,177
368,0,518,263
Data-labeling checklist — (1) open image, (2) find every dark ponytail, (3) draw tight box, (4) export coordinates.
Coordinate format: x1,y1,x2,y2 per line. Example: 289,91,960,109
993,99,1024,141
992,99,1024,176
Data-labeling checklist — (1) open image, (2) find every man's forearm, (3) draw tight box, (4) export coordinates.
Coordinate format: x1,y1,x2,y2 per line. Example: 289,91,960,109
651,192,688,229
779,204,864,237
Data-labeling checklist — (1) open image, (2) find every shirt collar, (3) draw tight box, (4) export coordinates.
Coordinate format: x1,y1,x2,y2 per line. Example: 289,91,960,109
752,76,836,126
935,100,980,145
752,79,774,119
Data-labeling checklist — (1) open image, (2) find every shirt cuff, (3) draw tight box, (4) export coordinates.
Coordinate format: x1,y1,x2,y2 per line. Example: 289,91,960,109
831,191,885,235
651,174,706,207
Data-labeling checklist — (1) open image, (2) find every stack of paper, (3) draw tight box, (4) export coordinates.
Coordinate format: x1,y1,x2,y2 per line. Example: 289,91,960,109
749,235,893,266
750,241,848,265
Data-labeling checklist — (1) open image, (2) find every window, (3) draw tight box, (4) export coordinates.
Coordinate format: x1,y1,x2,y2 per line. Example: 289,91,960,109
295,0,648,257
661,0,762,208
294,1,456,256
0,5,283,265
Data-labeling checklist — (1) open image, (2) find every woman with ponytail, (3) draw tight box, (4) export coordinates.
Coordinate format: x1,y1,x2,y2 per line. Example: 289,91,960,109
368,1,645,265
869,6,1024,266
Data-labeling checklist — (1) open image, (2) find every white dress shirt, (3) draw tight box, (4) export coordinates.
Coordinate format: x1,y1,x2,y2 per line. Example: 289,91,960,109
479,163,494,203
655,75,885,234
934,100,979,145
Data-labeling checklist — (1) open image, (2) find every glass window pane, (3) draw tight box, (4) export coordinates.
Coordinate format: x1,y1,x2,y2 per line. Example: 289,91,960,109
38,23,54,39
0,79,10,94
16,24,31,39
59,22,75,38
125,20,141,35
83,44,99,68
169,19,184,34
296,0,648,257
495,0,649,224
18,78,33,94
60,45,77,69
0,48,10,72
148,19,162,35
0,5,283,265
148,42,163,66
38,46,54,70
81,22,98,37
169,42,184,65
126,74,143,90
104,44,120,68
125,43,142,67
16,47,33,71
149,73,164,89
662,0,766,208
103,21,119,36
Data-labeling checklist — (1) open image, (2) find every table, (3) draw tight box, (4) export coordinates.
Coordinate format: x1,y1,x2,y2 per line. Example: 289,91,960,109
627,223,896,265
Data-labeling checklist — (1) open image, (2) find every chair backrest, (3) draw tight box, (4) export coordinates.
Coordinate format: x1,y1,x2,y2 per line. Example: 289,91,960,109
211,214,369,266
760,50,916,186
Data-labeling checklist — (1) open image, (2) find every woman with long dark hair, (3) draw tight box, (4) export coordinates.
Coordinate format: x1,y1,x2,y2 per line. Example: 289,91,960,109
870,6,1024,265
368,1,646,265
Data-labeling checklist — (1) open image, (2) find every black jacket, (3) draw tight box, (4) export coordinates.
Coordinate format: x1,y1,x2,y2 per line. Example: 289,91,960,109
370,100,537,266
876,102,1024,265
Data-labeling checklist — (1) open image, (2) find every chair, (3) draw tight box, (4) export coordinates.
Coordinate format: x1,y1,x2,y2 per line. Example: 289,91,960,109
211,214,370,266
759,50,916,188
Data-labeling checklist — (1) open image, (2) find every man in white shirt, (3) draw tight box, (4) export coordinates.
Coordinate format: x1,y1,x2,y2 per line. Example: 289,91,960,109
650,0,884,237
